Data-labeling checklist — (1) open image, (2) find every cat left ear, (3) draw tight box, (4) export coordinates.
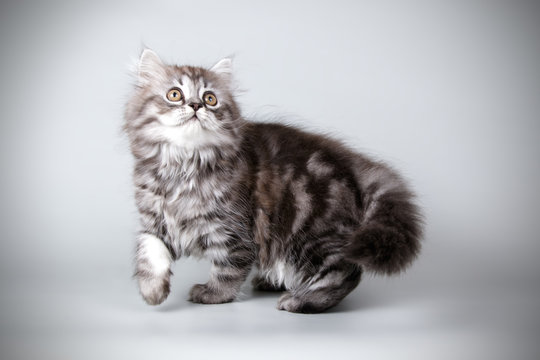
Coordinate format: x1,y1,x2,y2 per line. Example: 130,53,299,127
210,58,233,80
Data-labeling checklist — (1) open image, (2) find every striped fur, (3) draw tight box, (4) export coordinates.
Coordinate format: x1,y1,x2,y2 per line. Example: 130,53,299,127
124,50,423,313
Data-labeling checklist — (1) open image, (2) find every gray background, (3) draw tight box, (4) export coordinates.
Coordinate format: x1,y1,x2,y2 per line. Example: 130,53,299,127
1,0,539,359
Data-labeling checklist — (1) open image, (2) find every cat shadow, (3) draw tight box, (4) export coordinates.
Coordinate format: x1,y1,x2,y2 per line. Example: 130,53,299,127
249,287,402,314
155,282,416,313
329,286,427,314
249,289,283,299
156,296,188,312
155,285,202,312
326,293,384,313
155,286,282,312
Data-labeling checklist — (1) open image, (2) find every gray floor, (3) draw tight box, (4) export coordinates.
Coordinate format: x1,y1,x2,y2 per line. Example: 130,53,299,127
1,0,539,359
1,230,538,360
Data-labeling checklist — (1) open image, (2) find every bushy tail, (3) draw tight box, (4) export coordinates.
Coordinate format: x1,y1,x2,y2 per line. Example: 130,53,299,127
346,174,423,275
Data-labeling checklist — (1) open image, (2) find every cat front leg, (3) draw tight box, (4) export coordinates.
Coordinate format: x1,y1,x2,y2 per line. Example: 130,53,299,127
135,233,173,305
189,245,254,304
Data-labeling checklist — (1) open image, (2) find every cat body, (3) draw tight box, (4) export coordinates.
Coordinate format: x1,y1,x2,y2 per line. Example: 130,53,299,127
124,50,422,313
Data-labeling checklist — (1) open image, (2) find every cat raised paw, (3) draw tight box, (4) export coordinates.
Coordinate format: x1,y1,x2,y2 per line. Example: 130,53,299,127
137,275,170,305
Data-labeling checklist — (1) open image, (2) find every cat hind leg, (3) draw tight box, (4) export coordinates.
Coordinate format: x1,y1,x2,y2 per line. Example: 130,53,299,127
277,263,362,313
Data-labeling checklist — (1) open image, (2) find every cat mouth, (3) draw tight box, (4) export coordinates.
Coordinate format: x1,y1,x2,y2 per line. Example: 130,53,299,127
185,115,199,123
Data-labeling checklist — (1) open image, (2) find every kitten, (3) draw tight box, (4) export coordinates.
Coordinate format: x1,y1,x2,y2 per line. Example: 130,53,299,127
124,49,423,313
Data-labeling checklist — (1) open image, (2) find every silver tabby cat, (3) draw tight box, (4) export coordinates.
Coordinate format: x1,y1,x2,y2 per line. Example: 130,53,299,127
124,49,423,313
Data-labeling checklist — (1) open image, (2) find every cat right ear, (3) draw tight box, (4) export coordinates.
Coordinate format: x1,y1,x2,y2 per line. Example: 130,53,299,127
137,49,165,84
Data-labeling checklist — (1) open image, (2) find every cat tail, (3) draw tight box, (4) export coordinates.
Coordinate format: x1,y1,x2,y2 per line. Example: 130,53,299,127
345,167,423,275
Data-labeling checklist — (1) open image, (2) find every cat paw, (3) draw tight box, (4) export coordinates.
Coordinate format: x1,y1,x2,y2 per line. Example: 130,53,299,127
188,283,235,304
138,276,170,306
277,292,299,312
277,292,326,313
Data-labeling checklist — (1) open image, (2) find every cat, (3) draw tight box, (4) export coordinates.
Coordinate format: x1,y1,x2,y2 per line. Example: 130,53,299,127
123,49,423,313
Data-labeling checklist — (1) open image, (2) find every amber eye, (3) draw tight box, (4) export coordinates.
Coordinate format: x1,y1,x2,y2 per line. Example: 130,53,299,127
203,91,218,106
166,88,183,102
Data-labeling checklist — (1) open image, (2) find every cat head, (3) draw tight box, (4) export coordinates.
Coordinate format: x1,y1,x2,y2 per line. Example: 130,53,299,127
125,49,243,151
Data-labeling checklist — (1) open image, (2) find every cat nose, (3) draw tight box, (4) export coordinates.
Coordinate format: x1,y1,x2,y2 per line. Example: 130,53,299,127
189,102,202,111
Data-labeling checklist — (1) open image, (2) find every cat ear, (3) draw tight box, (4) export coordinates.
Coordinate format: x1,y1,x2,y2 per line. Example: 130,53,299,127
137,49,165,83
210,58,233,81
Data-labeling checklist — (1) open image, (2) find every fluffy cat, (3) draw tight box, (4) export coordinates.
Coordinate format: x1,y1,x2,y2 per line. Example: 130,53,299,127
124,49,423,313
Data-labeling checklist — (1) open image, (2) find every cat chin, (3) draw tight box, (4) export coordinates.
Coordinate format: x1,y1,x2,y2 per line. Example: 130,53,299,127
145,121,234,150
156,108,195,127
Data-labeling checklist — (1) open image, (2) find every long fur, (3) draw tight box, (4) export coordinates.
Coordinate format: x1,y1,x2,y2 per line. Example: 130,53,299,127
124,50,423,313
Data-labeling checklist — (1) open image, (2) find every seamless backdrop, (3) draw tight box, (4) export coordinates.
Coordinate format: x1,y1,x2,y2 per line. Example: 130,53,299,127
1,0,539,359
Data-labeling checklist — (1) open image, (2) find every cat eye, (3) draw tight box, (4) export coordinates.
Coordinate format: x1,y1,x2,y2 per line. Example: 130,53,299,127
166,88,183,102
203,91,218,106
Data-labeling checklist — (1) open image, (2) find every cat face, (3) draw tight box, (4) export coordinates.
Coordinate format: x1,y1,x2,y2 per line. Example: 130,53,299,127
125,50,242,150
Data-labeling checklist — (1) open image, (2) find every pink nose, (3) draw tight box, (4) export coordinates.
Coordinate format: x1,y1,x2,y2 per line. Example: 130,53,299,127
189,102,202,111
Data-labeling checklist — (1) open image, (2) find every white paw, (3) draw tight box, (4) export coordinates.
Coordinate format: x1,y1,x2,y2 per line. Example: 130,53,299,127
138,275,170,305
135,234,173,305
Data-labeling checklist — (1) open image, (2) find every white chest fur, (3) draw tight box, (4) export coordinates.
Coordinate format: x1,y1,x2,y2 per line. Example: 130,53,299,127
161,177,231,258
155,144,236,258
